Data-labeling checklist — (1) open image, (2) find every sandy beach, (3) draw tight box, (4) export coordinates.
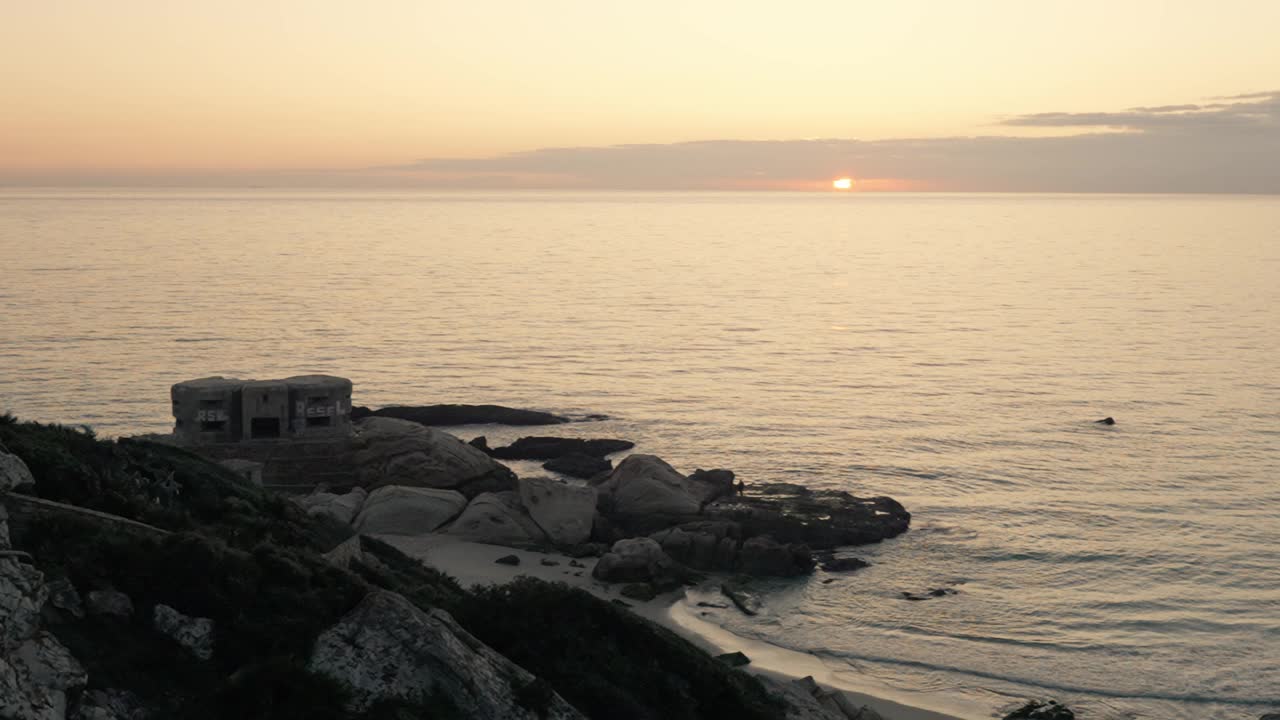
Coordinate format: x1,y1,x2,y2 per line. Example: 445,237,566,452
379,534,984,720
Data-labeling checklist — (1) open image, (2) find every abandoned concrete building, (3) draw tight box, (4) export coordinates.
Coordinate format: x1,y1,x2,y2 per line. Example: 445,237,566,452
172,375,353,443
170,375,355,490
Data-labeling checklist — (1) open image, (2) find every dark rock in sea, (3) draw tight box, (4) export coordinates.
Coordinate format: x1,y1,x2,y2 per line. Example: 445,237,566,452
901,588,958,601
491,436,634,460
1003,699,1075,719
820,556,870,573
703,485,910,550
568,559,585,568
821,579,835,584
648,520,813,577
696,602,729,609
738,536,815,577
543,452,613,479
720,582,759,617
357,404,571,427
1259,714,1280,720
620,583,656,601
716,651,751,668
468,436,490,452
494,554,521,566
753,482,812,496
539,558,560,567
1095,417,1116,425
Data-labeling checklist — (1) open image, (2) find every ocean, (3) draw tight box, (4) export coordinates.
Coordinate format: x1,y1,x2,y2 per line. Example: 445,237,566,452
1,189,1277,718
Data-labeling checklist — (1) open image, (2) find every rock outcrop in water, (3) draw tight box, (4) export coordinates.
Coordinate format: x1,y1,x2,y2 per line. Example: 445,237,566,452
1003,700,1075,719
488,436,634,460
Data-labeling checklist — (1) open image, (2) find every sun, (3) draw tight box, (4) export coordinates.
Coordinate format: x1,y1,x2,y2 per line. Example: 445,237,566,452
832,177,853,190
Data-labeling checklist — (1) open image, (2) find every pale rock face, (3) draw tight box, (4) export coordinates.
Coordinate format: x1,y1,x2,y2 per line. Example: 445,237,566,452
1,449,36,492
596,454,700,517
0,559,47,651
0,502,10,549
518,476,596,546
353,486,467,535
592,537,674,583
0,631,88,720
85,590,133,619
321,535,364,569
443,491,548,545
153,604,215,661
309,590,586,719
300,487,368,525
353,417,508,491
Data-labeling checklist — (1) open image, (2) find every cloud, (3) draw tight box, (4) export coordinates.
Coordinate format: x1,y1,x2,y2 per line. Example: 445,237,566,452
391,91,1280,193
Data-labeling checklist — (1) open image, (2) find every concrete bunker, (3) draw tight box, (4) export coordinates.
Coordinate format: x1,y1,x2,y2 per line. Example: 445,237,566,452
172,375,353,444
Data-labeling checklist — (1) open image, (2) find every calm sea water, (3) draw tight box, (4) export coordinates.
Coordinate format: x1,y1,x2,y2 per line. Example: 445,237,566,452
2,190,1278,719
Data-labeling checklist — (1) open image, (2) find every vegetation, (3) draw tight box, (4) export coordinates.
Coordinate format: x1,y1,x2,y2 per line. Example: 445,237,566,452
2,418,786,719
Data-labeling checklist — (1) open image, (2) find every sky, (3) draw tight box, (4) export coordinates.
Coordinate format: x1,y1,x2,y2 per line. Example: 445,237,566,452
3,0,1280,192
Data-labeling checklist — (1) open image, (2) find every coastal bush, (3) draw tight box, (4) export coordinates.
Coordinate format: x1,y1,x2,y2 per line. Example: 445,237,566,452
455,577,783,720
0,418,350,552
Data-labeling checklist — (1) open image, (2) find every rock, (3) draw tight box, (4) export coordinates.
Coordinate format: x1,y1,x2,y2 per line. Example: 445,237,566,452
568,559,585,568
1,558,46,654
686,468,737,506
153,604,215,661
720,582,760,616
901,587,958,601
820,557,870,573
592,538,692,590
321,536,364,570
1,630,88,720
620,583,656,601
217,458,263,486
705,486,910,550
468,436,490,452
696,602,728,609
71,689,148,720
1,448,35,491
45,577,84,620
309,590,585,718
1260,714,1280,720
495,555,521,566
353,486,467,535
610,599,631,608
518,476,597,546
716,651,750,667
1003,700,1075,720
755,674,848,720
595,455,700,521
543,453,612,479
352,417,515,497
299,487,368,525
754,483,812,496
85,590,133,619
0,503,9,548
356,405,570,427
539,558,559,566
738,536,815,577
445,491,548,545
490,437,634,460
1095,417,1116,425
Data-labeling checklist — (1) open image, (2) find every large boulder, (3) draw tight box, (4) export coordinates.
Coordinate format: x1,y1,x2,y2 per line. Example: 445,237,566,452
595,455,700,521
444,491,548,546
353,405,569,426
518,477,597,546
1,630,88,720
352,417,515,497
353,486,467,535
592,538,696,591
738,536,815,577
309,590,585,719
490,437,634,460
1,448,35,491
686,468,737,506
298,487,367,525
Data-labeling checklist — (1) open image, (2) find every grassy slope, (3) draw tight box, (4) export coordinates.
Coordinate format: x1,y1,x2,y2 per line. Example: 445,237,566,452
0,416,783,720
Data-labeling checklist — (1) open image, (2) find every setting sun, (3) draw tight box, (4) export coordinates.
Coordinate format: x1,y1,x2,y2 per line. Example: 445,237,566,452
833,178,853,190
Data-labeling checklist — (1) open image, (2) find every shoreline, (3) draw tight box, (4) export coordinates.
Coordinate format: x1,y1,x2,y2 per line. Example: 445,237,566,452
380,534,983,720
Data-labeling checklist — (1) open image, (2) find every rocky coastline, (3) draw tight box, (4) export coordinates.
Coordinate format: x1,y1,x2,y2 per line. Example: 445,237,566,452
0,403,1118,720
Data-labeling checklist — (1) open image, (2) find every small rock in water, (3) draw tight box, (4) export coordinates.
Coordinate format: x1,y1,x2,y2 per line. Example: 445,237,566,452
494,554,521,566
696,601,729,609
1095,417,1116,425
901,588,958,601
568,559,585,568
820,556,870,572
620,583,656,601
716,651,751,668
1003,699,1075,720
539,558,560,567
821,578,836,585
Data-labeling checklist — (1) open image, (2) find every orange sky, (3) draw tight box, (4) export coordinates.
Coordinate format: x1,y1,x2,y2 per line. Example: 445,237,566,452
3,1,1280,188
